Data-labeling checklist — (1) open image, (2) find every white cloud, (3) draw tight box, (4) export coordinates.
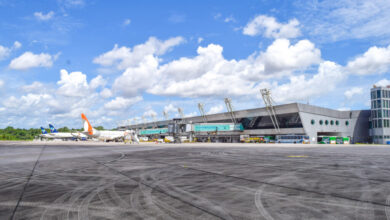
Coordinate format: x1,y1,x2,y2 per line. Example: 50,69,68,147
207,105,224,114
93,36,185,70
60,0,85,8
185,111,197,117
100,88,112,98
299,0,390,42
34,11,54,21
272,61,345,103
344,87,364,99
9,52,57,70
346,45,390,75
123,18,131,26
57,69,89,97
148,39,320,98
224,15,236,23
22,81,45,93
0,45,10,60
164,104,177,113
90,75,106,89
243,15,301,39
0,41,21,60
261,38,321,73
104,96,142,110
3,93,53,114
112,55,159,96
375,79,390,87
0,79,4,88
197,37,204,44
143,109,157,118
338,107,351,111
13,41,22,49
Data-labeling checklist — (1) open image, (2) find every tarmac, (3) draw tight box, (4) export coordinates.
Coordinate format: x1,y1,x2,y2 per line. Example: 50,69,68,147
1,141,390,219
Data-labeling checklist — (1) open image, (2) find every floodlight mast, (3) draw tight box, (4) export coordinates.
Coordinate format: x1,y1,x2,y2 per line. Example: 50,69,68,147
260,88,280,133
224,98,237,124
198,103,207,123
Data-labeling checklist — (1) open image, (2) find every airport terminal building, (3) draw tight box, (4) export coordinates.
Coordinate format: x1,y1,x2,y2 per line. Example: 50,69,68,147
118,85,390,144
120,103,372,144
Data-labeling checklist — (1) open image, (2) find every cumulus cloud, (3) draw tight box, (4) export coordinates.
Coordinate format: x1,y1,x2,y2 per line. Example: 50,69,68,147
148,39,321,97
243,15,301,38
0,41,22,60
90,75,106,89
100,88,112,98
104,96,142,110
272,61,345,103
207,105,224,114
3,93,54,115
57,69,89,97
93,36,185,70
9,52,58,70
164,104,177,113
143,109,157,118
112,55,159,96
13,41,22,49
261,39,321,73
22,81,45,93
344,87,364,99
34,11,54,21
375,79,390,87
347,45,390,75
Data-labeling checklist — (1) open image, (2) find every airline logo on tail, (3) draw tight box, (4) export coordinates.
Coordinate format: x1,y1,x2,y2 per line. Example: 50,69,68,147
40,127,48,134
81,113,93,135
49,124,58,133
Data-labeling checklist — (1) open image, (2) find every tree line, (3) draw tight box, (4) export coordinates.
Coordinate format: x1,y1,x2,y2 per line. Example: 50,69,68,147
0,126,106,141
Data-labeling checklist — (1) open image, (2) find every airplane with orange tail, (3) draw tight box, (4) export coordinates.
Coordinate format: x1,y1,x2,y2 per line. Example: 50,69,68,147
81,113,139,142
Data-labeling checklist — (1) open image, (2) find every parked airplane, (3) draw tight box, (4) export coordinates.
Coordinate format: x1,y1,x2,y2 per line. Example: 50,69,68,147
47,124,75,139
48,124,87,139
81,113,139,143
39,124,88,141
40,127,52,138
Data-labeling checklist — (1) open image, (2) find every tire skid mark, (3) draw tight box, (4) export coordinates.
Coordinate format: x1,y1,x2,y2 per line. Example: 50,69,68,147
96,161,225,219
140,158,390,209
138,169,203,219
10,145,46,220
386,195,390,220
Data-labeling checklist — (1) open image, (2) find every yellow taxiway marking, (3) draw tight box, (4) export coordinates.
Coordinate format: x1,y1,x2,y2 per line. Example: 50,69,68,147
287,155,308,158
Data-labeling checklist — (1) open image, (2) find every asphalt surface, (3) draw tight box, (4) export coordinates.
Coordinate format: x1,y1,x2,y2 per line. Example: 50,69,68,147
1,142,390,220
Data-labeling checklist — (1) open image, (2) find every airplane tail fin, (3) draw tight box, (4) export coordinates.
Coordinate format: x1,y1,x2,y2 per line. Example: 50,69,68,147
49,124,58,133
40,127,48,134
81,113,93,135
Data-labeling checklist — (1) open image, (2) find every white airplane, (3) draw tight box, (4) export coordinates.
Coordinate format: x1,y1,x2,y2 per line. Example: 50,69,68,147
48,124,88,140
39,124,88,141
40,127,52,139
81,113,139,143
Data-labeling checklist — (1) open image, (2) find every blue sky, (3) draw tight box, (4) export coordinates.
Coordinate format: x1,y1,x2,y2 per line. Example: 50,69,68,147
1,0,390,129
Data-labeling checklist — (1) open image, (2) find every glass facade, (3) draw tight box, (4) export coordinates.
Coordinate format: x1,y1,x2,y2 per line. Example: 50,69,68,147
370,87,390,143
212,113,304,130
